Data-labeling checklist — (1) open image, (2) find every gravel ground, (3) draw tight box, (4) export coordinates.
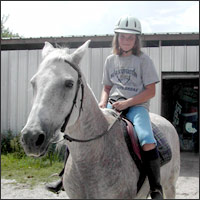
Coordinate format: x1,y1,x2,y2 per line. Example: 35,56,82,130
1,152,199,199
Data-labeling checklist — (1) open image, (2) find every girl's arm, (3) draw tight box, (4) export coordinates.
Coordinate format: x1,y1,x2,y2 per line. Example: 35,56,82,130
113,83,156,111
99,85,112,108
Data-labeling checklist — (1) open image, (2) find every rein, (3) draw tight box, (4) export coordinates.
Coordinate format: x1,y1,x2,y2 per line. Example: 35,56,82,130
63,111,121,143
60,59,121,143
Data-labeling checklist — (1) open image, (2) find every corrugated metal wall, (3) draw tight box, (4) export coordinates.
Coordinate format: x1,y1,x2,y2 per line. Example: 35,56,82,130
1,46,199,134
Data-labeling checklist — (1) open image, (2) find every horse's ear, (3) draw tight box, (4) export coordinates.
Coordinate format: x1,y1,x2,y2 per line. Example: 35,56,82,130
42,42,54,59
71,40,91,65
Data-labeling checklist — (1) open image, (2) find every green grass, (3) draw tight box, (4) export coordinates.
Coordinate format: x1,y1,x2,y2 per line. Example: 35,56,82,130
1,153,64,188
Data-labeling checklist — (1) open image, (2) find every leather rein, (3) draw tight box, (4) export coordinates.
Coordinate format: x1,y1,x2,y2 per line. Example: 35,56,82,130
60,60,118,143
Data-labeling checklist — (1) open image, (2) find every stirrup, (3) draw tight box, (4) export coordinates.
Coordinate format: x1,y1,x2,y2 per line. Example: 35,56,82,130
45,173,63,194
45,173,60,187
48,173,60,178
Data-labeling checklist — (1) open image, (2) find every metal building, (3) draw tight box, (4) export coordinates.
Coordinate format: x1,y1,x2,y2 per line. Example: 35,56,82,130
1,33,199,152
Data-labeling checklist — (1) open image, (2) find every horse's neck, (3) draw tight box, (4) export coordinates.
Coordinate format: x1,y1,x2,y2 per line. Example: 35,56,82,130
67,84,109,143
65,83,139,188
66,84,109,162
83,89,108,134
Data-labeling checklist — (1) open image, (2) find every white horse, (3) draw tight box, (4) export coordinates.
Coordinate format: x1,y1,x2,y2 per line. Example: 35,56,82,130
21,40,180,199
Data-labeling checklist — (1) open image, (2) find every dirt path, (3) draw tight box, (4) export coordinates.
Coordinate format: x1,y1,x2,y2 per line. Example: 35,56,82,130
1,152,199,199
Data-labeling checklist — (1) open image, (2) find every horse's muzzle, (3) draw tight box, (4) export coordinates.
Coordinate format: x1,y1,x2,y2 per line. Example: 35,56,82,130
21,127,47,157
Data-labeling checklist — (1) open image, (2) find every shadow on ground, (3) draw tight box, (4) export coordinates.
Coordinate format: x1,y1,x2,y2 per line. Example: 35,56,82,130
179,151,199,177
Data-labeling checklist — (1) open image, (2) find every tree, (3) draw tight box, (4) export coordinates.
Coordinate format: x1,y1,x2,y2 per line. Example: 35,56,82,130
1,15,21,38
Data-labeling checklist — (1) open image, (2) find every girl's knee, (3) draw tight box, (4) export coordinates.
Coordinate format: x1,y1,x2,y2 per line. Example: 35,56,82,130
142,143,156,151
139,134,157,147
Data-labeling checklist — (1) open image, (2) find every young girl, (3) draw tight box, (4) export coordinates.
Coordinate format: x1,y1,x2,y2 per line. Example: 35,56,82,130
99,15,163,199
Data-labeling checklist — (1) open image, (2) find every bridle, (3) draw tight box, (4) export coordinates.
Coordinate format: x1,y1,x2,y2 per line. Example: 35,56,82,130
60,60,84,133
60,59,120,143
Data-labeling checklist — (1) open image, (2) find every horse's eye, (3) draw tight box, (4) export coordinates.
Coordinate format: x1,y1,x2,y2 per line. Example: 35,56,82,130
65,80,74,88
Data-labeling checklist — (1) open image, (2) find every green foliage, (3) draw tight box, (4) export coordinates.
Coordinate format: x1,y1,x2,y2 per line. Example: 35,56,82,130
1,153,63,187
1,131,65,163
1,131,26,158
10,133,26,159
1,131,66,186
45,143,64,165
1,130,14,153
1,14,20,38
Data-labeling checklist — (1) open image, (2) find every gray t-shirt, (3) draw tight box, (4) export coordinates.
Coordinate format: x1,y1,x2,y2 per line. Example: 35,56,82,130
102,52,160,110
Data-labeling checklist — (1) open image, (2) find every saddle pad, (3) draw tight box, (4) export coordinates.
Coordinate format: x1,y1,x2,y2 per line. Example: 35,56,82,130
151,122,172,166
123,119,172,167
122,119,172,193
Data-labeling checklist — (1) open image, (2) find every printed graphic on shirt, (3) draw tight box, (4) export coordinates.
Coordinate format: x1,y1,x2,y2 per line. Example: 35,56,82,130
110,68,139,92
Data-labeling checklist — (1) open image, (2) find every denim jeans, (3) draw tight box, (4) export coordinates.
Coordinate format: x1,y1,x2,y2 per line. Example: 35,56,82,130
107,103,156,147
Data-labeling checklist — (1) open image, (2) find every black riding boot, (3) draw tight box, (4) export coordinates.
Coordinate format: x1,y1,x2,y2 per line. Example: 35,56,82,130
45,178,63,193
45,147,69,193
142,147,163,199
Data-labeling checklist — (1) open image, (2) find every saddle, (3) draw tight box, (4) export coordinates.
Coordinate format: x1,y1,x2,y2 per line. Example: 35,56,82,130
122,116,172,166
106,101,172,193
121,117,172,193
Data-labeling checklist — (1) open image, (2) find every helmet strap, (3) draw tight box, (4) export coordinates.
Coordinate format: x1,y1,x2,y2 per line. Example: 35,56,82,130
119,47,133,55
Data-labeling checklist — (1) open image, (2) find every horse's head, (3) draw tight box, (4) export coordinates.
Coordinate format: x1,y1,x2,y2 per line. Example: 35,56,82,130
21,40,90,157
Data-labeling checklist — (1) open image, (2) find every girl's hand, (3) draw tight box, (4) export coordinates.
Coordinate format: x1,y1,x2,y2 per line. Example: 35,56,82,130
112,100,129,111
99,101,107,108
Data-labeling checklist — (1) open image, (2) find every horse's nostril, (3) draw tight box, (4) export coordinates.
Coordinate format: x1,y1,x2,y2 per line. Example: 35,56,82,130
36,134,45,146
